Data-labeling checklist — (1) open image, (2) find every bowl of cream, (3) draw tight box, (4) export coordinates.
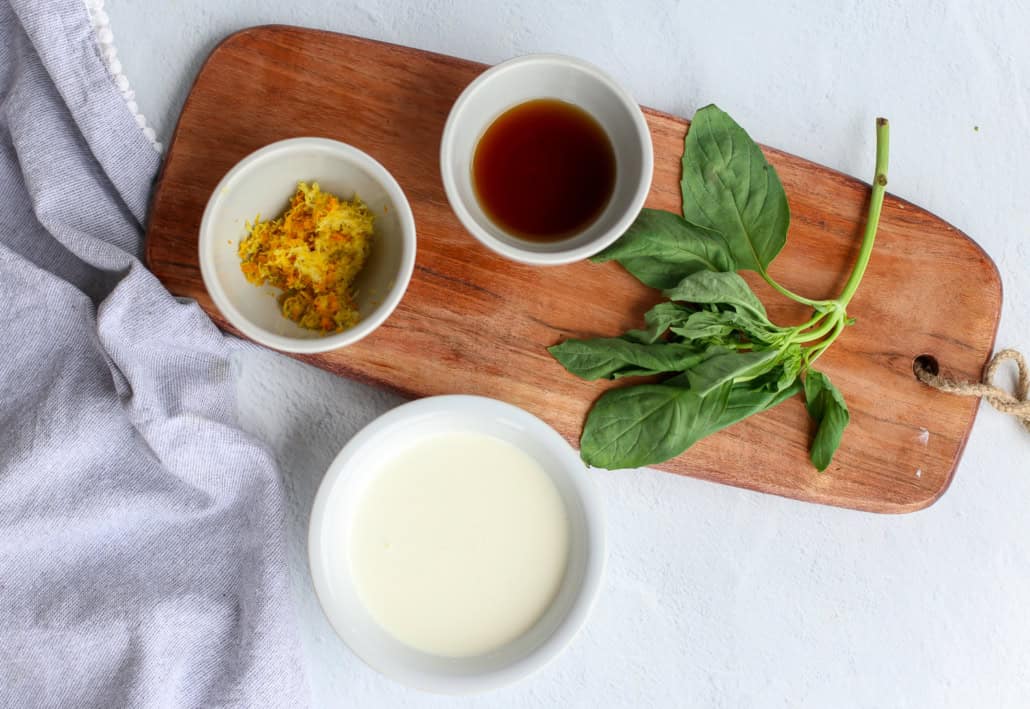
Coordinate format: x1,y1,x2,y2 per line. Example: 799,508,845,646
308,395,606,694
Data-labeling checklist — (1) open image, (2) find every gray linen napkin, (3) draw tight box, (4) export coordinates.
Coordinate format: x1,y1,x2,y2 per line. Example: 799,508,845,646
0,2,308,706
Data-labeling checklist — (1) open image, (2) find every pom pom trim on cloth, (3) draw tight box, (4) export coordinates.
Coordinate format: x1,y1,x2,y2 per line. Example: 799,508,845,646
82,0,162,152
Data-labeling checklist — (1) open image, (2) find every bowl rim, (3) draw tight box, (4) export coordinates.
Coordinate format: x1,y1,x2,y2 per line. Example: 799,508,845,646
198,136,417,354
307,394,607,694
439,53,654,266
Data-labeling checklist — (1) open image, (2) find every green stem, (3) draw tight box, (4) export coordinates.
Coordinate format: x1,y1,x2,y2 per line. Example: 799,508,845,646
837,118,891,307
788,311,829,336
760,269,833,309
806,317,847,365
790,311,842,344
779,311,830,346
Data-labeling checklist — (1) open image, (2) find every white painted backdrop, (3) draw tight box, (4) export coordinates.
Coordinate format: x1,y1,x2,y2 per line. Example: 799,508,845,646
106,1,1030,706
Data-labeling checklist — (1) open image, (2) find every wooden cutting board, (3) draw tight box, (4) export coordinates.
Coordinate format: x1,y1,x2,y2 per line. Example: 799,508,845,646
146,25,1002,513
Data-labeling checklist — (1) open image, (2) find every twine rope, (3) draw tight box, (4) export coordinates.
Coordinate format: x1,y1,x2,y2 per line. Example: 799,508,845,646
914,348,1030,433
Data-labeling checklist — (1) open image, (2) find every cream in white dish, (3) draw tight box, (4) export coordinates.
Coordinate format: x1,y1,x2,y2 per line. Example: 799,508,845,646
348,431,571,658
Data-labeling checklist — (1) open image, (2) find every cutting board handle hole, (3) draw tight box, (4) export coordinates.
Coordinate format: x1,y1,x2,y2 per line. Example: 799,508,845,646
913,354,939,378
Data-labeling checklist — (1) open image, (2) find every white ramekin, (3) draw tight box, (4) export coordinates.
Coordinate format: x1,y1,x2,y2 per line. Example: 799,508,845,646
440,54,654,266
199,137,416,353
308,395,606,694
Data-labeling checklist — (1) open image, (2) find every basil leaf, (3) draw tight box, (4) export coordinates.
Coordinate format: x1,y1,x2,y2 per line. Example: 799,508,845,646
622,302,694,344
680,104,788,272
686,348,781,397
579,383,732,469
662,371,691,388
592,208,735,288
775,345,804,391
580,376,802,469
669,311,738,341
672,374,800,430
803,370,850,471
669,309,780,344
664,270,768,320
610,367,672,380
549,338,706,381
723,376,802,425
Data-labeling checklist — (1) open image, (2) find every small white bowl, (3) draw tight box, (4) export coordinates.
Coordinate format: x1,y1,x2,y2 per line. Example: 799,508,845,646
308,395,606,694
440,54,653,266
199,137,416,353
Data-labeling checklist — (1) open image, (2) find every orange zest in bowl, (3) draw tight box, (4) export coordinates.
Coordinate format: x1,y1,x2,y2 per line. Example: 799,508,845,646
238,181,375,333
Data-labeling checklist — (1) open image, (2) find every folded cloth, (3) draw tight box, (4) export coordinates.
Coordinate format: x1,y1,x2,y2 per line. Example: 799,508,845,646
0,2,308,706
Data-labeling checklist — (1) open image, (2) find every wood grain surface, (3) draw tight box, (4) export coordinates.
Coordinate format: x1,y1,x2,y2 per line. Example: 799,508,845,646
145,26,1002,513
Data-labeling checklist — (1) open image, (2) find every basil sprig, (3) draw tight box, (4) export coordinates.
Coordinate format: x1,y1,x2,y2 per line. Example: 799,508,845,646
550,105,890,472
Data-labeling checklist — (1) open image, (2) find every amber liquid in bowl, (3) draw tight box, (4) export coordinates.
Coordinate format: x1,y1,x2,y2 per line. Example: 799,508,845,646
472,99,616,242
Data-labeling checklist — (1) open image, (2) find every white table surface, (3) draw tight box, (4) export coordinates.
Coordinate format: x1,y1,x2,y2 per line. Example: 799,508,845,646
106,1,1030,705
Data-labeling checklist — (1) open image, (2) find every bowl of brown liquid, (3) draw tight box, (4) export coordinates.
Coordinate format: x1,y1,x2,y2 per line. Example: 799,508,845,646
440,54,654,265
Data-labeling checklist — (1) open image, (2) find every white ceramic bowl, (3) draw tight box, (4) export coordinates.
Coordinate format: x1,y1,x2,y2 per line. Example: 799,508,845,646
199,137,416,353
440,53,653,266
308,395,606,694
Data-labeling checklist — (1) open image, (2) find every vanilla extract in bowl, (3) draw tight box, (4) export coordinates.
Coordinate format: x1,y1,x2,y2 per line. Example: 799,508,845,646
472,99,617,242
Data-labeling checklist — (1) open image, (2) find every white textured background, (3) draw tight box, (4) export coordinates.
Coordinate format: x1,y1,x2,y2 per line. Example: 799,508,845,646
106,1,1030,706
